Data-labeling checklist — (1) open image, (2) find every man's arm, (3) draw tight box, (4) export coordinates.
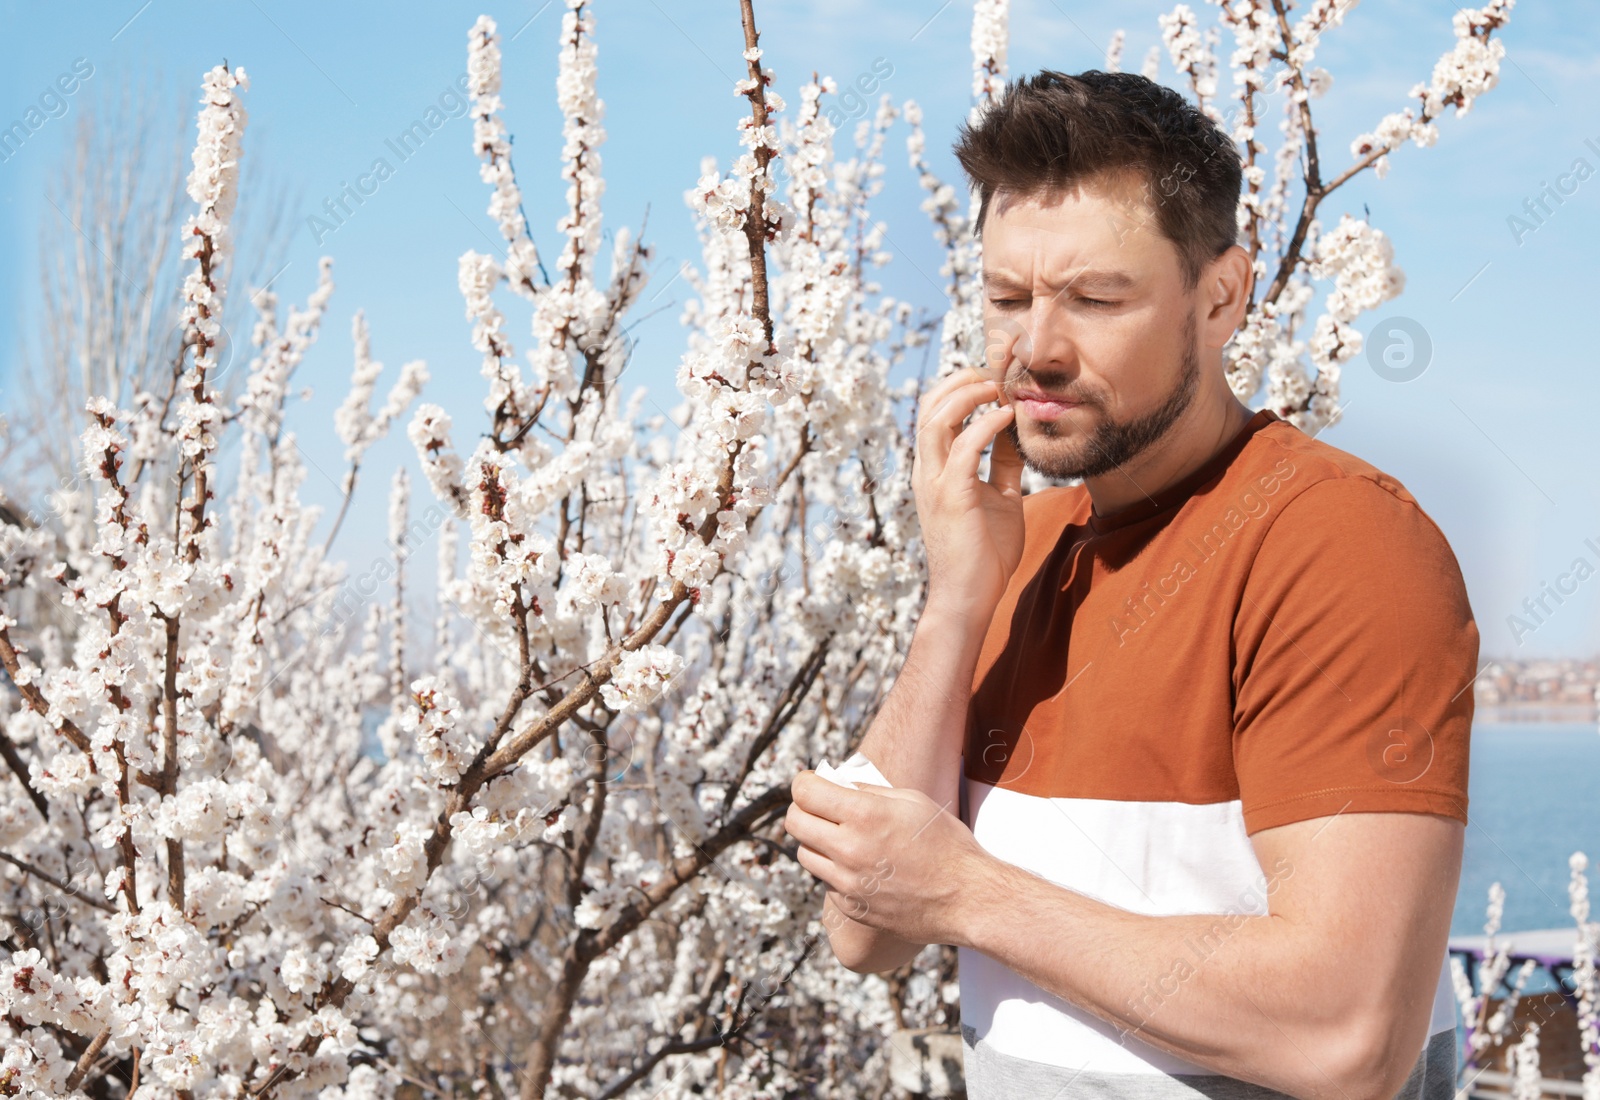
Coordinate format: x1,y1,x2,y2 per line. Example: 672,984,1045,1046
953,810,1463,1100
820,600,989,973
816,365,1026,974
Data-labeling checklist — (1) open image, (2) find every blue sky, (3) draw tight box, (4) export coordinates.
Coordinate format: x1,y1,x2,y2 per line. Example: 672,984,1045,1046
1,0,1597,660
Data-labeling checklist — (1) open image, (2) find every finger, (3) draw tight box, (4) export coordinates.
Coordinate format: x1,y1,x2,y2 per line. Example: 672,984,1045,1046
924,365,988,403
795,844,847,893
784,802,845,856
792,770,861,824
917,379,997,476
918,366,989,421
986,414,1025,495
947,404,1017,483
917,379,1003,474
927,378,1002,426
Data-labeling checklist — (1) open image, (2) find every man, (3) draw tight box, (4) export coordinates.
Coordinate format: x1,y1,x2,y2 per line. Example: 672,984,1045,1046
783,70,1477,1098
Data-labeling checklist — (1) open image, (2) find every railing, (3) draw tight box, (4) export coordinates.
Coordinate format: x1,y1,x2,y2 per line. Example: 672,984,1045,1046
1458,1066,1586,1099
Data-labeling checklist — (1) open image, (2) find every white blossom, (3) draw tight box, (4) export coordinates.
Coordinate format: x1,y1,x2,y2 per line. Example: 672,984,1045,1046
0,3,1518,1095
600,645,685,712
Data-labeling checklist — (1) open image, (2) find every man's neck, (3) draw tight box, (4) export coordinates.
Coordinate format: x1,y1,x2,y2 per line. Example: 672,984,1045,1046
1085,394,1256,520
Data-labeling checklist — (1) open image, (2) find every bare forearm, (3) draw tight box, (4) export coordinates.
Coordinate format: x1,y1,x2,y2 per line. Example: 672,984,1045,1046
856,600,985,811
824,600,987,972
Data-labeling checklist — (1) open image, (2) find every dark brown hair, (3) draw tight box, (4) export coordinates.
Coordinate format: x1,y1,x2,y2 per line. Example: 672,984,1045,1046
952,69,1243,291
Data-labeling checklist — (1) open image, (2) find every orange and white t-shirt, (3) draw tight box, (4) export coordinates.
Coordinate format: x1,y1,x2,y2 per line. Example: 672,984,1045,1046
959,407,1477,1097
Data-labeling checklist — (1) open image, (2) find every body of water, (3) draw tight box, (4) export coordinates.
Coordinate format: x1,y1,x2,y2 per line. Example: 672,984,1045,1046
1454,720,1600,938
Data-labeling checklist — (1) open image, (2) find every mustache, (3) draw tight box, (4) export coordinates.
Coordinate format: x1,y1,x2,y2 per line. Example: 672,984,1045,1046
1001,372,1095,405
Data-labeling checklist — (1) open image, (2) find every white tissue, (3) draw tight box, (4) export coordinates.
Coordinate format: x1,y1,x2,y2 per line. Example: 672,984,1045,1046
813,751,892,790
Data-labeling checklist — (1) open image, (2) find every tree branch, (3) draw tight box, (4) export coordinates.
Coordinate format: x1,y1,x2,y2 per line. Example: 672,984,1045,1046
0,850,116,913
0,714,51,821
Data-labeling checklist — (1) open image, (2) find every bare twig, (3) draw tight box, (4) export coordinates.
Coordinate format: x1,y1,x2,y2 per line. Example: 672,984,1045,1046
0,850,116,913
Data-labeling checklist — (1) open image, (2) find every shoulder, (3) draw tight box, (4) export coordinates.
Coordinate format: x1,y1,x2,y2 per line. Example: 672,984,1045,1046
1241,421,1461,569
1248,418,1407,498
1225,426,1475,655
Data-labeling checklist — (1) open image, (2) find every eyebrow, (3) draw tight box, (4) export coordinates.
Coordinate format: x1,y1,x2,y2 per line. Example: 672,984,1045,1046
983,268,1138,294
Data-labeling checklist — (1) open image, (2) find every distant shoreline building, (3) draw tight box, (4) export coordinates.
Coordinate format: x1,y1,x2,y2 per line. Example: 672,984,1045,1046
1475,656,1600,721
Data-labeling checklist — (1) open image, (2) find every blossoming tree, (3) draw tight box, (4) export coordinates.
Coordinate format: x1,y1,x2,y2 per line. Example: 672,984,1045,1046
0,0,1515,1097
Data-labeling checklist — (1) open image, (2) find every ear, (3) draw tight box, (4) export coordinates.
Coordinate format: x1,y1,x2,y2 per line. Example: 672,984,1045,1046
1202,244,1253,352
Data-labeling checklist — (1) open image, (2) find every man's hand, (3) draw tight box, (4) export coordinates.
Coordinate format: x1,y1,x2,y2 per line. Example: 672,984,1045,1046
784,769,991,949
912,366,1026,622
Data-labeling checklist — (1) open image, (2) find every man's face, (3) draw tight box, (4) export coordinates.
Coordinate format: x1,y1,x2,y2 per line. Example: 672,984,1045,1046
980,172,1203,482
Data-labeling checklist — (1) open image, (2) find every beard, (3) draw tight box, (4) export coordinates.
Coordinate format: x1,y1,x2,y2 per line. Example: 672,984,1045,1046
1002,309,1201,482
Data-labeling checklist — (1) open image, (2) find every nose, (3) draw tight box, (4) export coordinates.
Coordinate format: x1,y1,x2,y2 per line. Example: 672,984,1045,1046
1024,292,1079,374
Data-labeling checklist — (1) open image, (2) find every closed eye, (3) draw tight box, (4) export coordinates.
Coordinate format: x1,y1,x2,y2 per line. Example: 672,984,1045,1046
990,295,1120,309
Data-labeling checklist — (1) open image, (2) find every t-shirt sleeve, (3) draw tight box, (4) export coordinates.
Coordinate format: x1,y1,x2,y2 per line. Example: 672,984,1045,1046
1231,475,1479,835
